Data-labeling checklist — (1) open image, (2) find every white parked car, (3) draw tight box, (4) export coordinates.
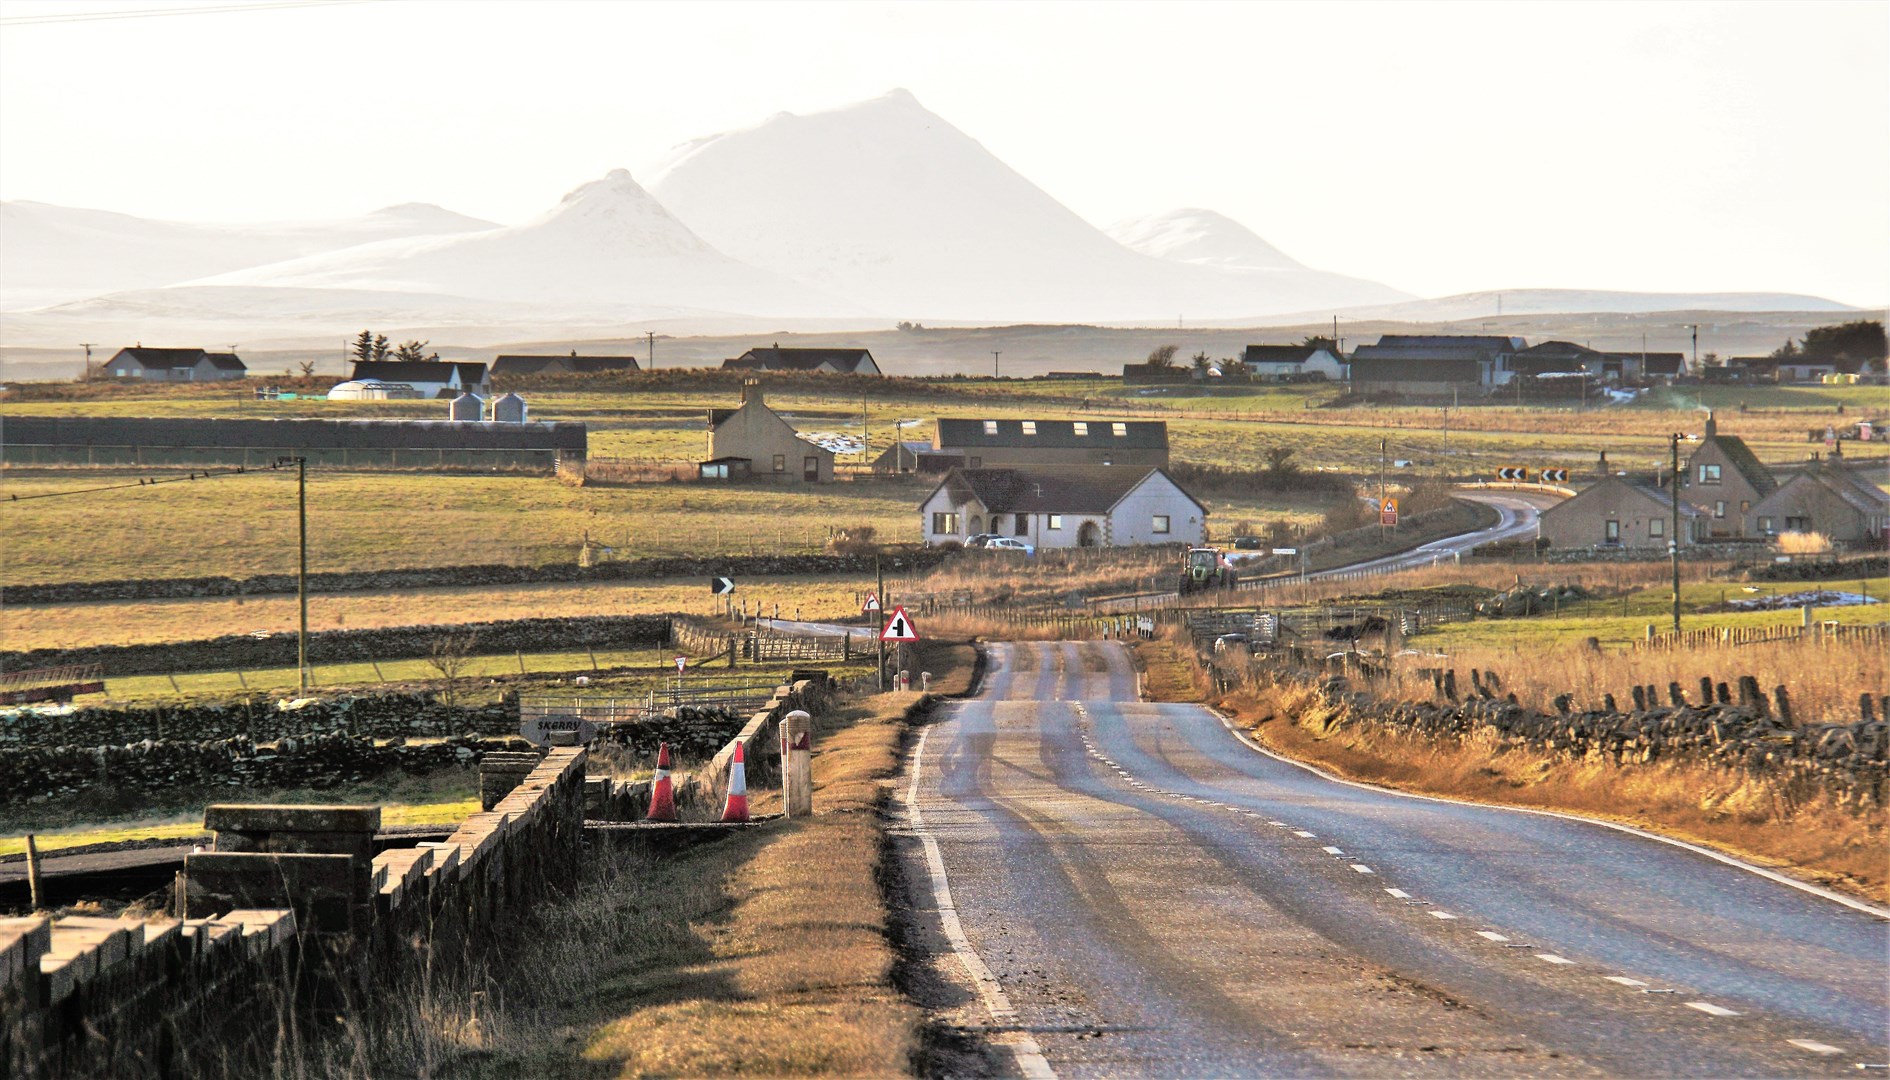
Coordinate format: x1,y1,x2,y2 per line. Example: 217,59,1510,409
986,537,1036,556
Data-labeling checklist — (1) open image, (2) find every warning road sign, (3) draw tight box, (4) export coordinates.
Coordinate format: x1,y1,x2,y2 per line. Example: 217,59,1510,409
1497,466,1529,481
880,605,920,642
863,593,881,613
1379,497,1399,526
1539,468,1568,483
710,577,736,595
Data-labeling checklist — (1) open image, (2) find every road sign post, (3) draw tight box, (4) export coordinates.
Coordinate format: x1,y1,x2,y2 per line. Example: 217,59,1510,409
1379,497,1399,527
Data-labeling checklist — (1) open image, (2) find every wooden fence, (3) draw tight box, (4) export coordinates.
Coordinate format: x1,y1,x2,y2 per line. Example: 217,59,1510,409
1635,621,1889,651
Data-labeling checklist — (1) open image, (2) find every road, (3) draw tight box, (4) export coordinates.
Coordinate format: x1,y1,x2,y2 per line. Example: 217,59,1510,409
1303,489,1555,579
895,640,1888,1078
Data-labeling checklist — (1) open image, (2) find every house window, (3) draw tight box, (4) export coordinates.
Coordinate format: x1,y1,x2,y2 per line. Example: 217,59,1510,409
1072,422,1087,436
1604,520,1620,544
1022,421,1037,435
1649,517,1664,537
1112,422,1127,437
1015,515,1029,537
983,420,999,435
772,454,786,473
1698,464,1721,485
1153,515,1171,534
968,457,982,468
1786,515,1810,531
932,512,959,534
804,456,819,481
1740,500,1750,513
1714,501,1726,519
1048,515,1063,530
1758,516,1773,533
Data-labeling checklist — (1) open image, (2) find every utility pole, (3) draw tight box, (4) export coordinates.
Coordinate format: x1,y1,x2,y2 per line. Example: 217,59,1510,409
992,350,1001,379
276,456,310,690
646,331,655,371
1669,432,1683,635
1379,436,1389,542
1686,323,1700,375
78,343,96,380
876,554,886,692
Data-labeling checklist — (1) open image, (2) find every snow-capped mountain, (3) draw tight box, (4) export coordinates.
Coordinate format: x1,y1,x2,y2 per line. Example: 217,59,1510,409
1107,208,1306,272
645,89,1409,321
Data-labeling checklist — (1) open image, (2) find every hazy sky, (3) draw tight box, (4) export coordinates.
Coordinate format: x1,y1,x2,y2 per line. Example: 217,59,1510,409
2,0,1885,304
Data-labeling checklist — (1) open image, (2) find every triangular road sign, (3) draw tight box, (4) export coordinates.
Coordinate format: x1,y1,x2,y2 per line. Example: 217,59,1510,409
863,593,881,613
880,605,920,642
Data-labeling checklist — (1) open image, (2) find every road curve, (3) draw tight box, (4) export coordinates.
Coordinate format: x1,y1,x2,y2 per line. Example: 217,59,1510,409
895,641,1887,1078
1308,490,1556,579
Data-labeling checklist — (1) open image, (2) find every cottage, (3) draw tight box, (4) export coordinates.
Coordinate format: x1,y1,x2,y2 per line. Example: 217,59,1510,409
104,347,247,382
1681,414,1776,537
932,418,1169,469
721,346,881,376
702,380,835,482
349,360,489,399
1240,344,1346,382
491,352,640,377
919,466,1207,549
1348,335,1525,396
1750,453,1890,544
1537,475,1705,551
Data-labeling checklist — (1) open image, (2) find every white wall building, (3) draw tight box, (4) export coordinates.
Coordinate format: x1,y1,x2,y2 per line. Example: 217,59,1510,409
918,465,1207,549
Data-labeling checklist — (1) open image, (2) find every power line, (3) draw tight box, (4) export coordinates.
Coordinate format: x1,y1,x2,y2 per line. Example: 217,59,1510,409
0,1,375,27
3,463,282,503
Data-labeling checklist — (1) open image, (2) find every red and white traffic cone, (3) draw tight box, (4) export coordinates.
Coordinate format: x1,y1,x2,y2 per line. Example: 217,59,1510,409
645,742,677,822
719,741,750,823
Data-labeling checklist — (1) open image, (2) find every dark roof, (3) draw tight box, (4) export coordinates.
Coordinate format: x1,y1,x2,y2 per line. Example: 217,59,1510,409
1548,476,1703,518
707,407,739,427
935,418,1168,450
1697,427,1777,497
1351,343,1491,363
2,416,585,452
722,347,878,374
1638,353,1686,375
1242,345,1323,365
1374,334,1524,351
112,347,205,368
928,466,1201,515
351,360,487,383
1516,341,1600,359
491,355,639,376
201,352,247,371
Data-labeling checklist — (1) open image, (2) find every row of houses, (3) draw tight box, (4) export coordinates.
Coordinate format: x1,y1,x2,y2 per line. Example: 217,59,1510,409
1538,414,1890,548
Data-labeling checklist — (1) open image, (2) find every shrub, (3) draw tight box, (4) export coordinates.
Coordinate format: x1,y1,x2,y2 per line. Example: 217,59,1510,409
1777,531,1833,556
827,525,880,557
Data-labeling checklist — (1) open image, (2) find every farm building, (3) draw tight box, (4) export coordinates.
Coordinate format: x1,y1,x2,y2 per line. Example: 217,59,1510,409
1240,344,1345,382
1681,414,1776,537
1348,335,1525,396
491,352,640,377
326,379,423,401
702,380,835,482
1,416,587,479
1537,475,1705,551
871,441,964,476
349,360,490,399
918,465,1206,550
104,347,247,382
721,346,881,376
932,418,1168,469
1750,453,1890,544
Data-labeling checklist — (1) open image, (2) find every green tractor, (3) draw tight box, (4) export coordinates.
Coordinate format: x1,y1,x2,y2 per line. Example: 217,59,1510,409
1177,546,1237,595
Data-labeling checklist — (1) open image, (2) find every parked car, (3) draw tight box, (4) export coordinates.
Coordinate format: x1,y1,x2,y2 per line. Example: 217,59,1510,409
1213,633,1249,652
1232,535,1264,550
964,533,1003,549
985,537,1036,556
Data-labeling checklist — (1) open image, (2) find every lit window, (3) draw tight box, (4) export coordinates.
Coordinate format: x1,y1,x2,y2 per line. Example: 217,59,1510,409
1022,421,1037,435
1072,421,1087,436
1153,515,1171,534
1112,422,1127,437
932,512,959,534
1714,501,1726,519
1758,516,1773,533
1048,515,1063,529
1698,464,1721,485
983,420,999,435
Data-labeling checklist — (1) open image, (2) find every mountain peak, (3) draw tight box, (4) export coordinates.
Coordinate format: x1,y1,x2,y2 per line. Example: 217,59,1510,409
1108,208,1305,272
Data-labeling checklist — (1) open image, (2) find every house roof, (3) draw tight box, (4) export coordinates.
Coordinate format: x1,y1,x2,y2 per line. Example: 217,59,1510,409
491,354,639,376
1515,340,1599,359
1545,475,1704,518
722,347,877,373
1350,344,1491,364
1374,334,1525,351
202,352,247,371
935,418,1168,450
113,347,207,368
1696,427,1777,497
1242,345,1325,365
351,360,487,382
925,466,1202,516
707,407,739,428
1639,353,1686,375
1770,463,1890,516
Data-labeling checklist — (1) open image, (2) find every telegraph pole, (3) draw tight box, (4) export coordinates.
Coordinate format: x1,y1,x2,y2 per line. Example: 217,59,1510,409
1379,436,1389,542
992,350,1001,379
1686,323,1700,375
1669,433,1683,635
875,554,886,692
277,457,310,690
78,343,97,380
646,331,655,371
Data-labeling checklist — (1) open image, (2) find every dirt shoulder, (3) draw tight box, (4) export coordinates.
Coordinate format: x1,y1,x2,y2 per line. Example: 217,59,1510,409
1131,638,1887,905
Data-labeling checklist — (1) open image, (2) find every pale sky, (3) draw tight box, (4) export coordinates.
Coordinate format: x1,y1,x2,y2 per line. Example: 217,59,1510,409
2,0,1885,304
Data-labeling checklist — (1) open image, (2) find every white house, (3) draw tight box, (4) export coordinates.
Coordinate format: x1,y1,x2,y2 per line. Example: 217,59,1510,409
1241,344,1346,382
105,347,247,381
919,465,1208,549
349,360,489,399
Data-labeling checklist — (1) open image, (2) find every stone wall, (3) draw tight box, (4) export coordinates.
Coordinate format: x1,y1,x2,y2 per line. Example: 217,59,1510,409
0,614,672,677
2,550,948,606
1,692,516,751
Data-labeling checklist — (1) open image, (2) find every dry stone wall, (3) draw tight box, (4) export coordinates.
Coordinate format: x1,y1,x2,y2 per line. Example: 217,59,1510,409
1,692,516,749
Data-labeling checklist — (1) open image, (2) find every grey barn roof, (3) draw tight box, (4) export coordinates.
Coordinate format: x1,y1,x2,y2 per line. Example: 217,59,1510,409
1242,345,1324,364
351,360,488,383
722,347,877,373
491,354,640,376
928,465,1200,515
934,417,1168,450
2,416,586,453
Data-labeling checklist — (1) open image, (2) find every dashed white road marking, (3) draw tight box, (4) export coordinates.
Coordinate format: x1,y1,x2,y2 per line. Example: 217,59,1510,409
1385,888,1411,899
1605,976,1648,987
1536,953,1575,965
1786,1039,1841,1055
1268,821,1289,827
1322,845,1345,855
1684,1002,1741,1017
1429,911,1459,920
906,726,1058,1079
1476,931,1510,942
1294,830,1317,838
1350,864,1375,874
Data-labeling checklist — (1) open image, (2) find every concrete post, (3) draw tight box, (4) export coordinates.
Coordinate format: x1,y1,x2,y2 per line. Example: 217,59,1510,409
782,710,813,818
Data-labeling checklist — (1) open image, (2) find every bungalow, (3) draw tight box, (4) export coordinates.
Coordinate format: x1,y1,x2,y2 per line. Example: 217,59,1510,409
1682,413,1776,537
1750,453,1890,544
349,360,489,399
1538,475,1706,551
104,347,247,382
1241,344,1346,382
1348,335,1525,396
491,352,640,377
722,346,881,376
702,380,834,482
919,465,1207,549
933,418,1169,469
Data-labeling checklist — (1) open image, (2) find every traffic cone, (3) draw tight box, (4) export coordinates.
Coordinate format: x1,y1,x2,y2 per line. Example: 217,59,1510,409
719,741,750,823
645,742,677,822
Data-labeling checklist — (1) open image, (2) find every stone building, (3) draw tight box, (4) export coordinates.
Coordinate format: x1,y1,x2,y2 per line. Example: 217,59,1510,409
918,465,1205,549
1681,414,1776,537
1537,475,1705,551
702,380,835,482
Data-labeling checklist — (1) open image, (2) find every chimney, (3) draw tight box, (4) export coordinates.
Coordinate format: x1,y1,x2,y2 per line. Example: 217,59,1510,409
1703,410,1717,439
1597,449,1608,476
742,378,762,405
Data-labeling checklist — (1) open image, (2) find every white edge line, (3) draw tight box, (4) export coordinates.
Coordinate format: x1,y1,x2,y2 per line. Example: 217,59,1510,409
1207,707,1890,921
907,725,1058,1080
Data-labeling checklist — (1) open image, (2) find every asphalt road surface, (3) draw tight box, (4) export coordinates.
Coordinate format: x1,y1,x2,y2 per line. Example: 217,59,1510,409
895,641,1889,1078
1304,490,1556,579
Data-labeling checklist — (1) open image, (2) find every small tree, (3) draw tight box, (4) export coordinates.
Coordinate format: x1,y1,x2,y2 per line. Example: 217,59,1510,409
1146,344,1179,368
351,330,375,364
393,339,438,363
426,630,480,711
1263,446,1298,475
1191,351,1213,377
372,334,391,361
297,361,316,379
